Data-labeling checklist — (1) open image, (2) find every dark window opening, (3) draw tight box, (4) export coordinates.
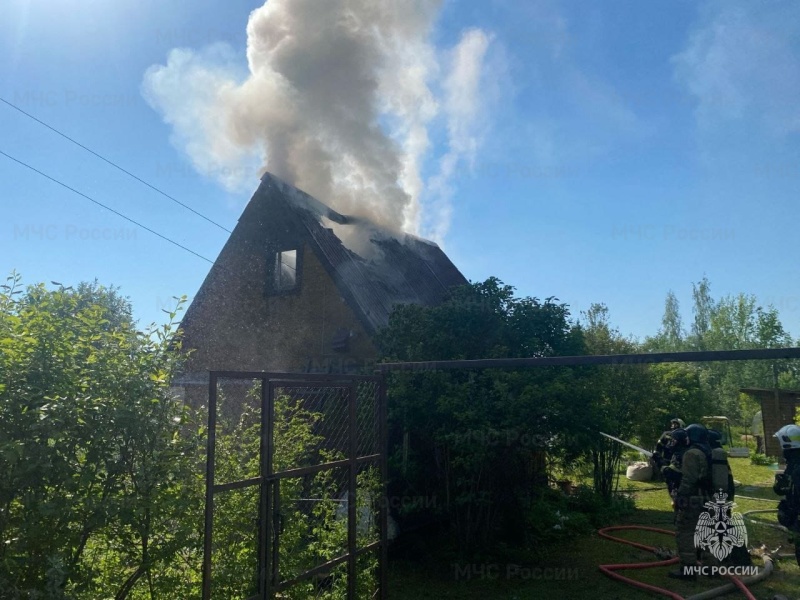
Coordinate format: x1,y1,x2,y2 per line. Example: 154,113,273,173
271,249,299,293
331,328,351,352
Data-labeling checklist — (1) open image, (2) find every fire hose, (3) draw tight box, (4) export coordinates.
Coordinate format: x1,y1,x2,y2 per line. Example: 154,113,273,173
742,508,788,532
597,525,767,600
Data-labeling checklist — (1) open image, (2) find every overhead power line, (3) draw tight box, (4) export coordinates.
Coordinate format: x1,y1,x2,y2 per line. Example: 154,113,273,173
0,97,232,234
0,149,215,265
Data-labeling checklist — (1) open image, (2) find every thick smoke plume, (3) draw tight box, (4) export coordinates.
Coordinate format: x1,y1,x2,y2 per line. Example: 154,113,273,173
143,0,491,241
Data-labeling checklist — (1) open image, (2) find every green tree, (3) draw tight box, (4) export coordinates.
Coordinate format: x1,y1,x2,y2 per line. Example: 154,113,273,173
639,363,710,445
0,274,201,599
579,304,654,498
377,278,589,547
689,276,713,350
580,304,714,496
658,291,684,351
650,279,798,425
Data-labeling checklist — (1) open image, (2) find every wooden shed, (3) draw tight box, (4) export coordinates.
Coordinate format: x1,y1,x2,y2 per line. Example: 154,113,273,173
741,388,800,461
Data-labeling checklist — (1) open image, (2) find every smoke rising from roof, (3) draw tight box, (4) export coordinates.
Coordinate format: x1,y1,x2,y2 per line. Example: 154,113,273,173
142,1,492,242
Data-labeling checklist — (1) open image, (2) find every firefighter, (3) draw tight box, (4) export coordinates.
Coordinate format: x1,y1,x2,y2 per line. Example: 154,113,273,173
773,424,800,566
661,428,687,514
652,418,686,476
668,423,712,580
708,429,750,567
707,429,735,500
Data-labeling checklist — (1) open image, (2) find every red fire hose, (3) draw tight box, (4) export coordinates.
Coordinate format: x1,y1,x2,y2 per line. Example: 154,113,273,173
597,525,758,600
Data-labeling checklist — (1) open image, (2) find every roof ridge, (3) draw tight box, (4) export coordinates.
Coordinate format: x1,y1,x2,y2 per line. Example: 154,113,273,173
261,172,349,224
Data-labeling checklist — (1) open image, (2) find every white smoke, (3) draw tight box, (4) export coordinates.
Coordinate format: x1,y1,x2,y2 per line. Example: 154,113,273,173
142,0,492,240
425,29,492,242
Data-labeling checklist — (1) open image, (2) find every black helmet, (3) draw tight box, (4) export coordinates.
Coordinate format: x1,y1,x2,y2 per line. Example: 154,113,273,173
670,428,688,445
707,429,722,449
685,424,709,445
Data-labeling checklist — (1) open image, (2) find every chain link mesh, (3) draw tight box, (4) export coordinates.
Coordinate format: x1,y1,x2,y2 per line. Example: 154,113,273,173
206,374,384,600
356,381,380,457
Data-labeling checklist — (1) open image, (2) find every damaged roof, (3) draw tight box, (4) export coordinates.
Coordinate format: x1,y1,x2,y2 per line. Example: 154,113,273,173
223,173,467,335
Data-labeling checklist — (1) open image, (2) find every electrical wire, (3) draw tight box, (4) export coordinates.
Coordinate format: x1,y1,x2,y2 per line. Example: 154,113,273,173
0,149,215,265
0,97,232,233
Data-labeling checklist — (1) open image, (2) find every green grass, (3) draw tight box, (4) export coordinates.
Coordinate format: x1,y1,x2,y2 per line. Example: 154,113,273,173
388,458,800,599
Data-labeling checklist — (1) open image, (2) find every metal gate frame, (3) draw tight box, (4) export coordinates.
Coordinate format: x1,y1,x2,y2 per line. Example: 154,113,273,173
201,372,388,600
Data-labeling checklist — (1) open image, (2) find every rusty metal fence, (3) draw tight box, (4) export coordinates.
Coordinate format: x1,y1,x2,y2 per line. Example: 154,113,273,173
201,372,387,600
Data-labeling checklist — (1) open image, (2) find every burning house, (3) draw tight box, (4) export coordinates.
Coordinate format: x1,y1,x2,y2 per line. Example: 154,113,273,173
175,173,467,401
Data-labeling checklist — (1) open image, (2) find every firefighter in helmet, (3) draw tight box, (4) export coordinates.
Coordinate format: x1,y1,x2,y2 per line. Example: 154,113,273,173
652,418,686,476
773,424,800,566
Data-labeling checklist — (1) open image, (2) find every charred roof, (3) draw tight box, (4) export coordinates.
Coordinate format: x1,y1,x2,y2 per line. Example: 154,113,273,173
184,173,467,337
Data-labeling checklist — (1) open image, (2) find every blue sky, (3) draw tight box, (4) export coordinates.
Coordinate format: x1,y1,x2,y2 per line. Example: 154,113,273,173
2,0,799,342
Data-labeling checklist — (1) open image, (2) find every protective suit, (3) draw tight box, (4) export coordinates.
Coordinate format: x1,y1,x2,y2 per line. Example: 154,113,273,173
708,430,735,500
773,424,800,566
661,428,687,511
669,424,711,580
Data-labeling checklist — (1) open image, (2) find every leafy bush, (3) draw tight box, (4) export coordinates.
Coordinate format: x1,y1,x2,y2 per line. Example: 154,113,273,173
378,279,590,548
524,490,588,546
521,486,633,552
212,387,379,599
750,452,774,466
0,274,202,599
567,485,635,528
0,275,380,599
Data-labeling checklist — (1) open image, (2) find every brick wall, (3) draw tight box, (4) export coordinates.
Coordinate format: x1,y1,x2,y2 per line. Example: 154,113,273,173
179,236,378,408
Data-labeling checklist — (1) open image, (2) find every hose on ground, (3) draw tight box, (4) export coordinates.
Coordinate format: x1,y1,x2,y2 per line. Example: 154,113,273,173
742,508,788,533
598,525,763,600
684,555,772,600
736,495,781,504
